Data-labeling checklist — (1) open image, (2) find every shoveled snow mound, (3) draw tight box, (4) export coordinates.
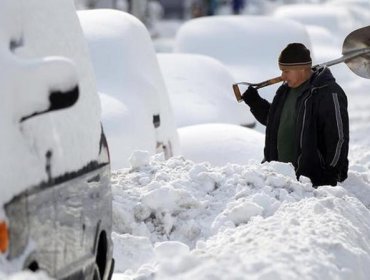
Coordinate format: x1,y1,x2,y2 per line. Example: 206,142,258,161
111,151,370,279
0,271,52,280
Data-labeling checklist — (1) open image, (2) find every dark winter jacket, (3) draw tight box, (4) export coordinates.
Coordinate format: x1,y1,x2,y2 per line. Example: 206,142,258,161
245,67,349,187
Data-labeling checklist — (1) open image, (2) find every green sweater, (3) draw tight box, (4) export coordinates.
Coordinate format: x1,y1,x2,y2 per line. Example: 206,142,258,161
277,81,307,163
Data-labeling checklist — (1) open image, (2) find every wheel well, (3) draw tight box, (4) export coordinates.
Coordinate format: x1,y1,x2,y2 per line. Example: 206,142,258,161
96,231,108,278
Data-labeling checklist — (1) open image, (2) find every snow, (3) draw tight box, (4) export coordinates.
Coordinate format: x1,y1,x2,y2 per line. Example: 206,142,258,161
4,0,370,279
107,3,370,279
325,0,370,27
173,15,311,89
157,53,254,127
1,271,52,280
110,152,370,279
178,123,264,166
272,4,356,44
78,9,179,170
172,14,312,134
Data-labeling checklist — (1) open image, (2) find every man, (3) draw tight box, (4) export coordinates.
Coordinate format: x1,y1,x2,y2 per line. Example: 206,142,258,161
242,43,349,187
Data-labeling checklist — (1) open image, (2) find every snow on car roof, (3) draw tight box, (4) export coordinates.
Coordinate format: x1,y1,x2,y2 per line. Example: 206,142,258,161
78,9,179,169
157,53,253,128
173,15,311,102
174,15,311,83
273,4,356,43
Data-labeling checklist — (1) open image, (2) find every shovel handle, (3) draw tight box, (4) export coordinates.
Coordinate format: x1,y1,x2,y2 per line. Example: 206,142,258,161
232,25,370,103
255,76,283,89
233,84,243,102
232,76,283,102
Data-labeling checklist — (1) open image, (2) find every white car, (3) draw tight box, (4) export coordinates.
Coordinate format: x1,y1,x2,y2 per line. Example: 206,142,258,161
0,0,114,279
78,9,180,170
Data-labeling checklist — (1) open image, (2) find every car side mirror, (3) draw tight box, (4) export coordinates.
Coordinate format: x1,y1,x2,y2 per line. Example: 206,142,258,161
14,56,80,123
20,86,79,122
49,86,79,111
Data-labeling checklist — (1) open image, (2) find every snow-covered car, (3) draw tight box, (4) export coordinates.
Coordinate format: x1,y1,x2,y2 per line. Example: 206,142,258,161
173,15,311,102
173,15,311,134
157,53,254,127
325,0,370,27
77,9,179,170
0,0,114,279
272,4,356,45
272,4,361,84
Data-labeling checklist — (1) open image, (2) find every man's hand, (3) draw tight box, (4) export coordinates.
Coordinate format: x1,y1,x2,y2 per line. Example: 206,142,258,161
242,86,259,105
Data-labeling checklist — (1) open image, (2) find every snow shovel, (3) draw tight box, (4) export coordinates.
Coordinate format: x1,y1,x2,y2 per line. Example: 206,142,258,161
233,25,370,102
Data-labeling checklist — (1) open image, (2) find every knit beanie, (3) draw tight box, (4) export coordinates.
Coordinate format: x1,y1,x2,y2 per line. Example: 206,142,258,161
278,43,312,69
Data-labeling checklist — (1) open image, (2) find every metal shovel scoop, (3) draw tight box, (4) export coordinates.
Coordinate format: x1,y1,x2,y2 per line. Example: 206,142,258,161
233,25,370,102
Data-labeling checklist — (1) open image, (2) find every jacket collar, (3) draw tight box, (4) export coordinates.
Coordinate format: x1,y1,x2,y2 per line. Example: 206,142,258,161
310,66,335,87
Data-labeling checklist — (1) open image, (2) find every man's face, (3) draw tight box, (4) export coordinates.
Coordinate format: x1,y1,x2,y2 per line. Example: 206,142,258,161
281,68,310,88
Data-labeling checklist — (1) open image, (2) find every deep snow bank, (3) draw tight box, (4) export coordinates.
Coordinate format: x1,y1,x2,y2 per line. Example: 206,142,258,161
111,151,370,279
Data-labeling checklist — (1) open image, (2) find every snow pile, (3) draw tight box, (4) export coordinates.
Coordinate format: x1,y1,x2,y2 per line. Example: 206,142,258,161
171,191,370,280
4,0,370,279
111,151,370,279
0,271,52,280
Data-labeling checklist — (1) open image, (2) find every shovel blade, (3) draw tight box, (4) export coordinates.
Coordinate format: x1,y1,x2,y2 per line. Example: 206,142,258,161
345,55,370,79
343,25,370,79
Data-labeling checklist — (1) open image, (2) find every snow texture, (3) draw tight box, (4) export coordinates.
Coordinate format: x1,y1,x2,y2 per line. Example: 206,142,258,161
4,0,370,279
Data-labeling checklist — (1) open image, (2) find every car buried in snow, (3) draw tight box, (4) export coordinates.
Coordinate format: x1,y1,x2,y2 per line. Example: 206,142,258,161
0,0,114,279
173,15,311,133
77,9,180,170
174,15,312,103
157,52,255,128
